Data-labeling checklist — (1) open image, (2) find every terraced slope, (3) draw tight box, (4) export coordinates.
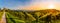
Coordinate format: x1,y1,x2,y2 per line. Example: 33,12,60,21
5,9,60,23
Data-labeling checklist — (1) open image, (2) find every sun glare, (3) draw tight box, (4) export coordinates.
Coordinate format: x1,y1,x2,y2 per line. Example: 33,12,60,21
48,4,54,9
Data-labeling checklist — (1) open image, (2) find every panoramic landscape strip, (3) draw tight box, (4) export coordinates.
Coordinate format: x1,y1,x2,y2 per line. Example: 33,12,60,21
0,8,60,23
1,0,60,23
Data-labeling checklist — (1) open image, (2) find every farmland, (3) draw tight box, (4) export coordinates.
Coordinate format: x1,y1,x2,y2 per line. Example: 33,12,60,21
5,9,60,23
0,10,4,21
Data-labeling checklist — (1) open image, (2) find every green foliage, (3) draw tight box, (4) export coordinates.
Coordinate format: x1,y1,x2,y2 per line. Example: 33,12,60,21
6,9,60,23
0,12,3,21
6,12,25,23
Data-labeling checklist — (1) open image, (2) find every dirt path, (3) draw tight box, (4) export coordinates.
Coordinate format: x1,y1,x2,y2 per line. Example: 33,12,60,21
0,12,6,23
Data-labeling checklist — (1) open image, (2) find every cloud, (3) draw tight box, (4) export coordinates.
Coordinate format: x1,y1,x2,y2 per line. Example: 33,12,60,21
16,0,41,10
16,0,60,10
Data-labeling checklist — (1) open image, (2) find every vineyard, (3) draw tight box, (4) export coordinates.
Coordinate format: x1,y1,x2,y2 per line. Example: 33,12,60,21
0,11,4,21
5,9,60,23
6,12,25,23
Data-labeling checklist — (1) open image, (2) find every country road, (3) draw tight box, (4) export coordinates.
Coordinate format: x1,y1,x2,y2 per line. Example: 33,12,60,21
0,12,6,23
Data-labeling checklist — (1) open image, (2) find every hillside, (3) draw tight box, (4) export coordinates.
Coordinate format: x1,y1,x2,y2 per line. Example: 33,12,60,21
6,9,60,23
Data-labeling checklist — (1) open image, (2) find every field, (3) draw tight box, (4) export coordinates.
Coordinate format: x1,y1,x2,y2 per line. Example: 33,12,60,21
5,9,60,23
0,11,4,21
6,12,25,23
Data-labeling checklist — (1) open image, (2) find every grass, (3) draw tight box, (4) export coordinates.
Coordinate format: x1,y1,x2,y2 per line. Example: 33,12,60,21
6,11,60,23
6,12,25,23
0,12,3,21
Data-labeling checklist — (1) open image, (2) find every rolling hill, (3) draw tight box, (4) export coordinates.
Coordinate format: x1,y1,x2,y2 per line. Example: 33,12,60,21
6,9,60,23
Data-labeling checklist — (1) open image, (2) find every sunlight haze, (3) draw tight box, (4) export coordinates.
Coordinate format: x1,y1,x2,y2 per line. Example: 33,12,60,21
17,0,60,10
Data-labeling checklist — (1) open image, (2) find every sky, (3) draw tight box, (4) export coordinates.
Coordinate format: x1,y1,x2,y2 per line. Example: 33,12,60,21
0,0,60,10
0,0,32,9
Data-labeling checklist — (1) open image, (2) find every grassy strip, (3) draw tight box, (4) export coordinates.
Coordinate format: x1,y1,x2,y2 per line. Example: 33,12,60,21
0,12,3,21
6,13,14,23
6,12,25,23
